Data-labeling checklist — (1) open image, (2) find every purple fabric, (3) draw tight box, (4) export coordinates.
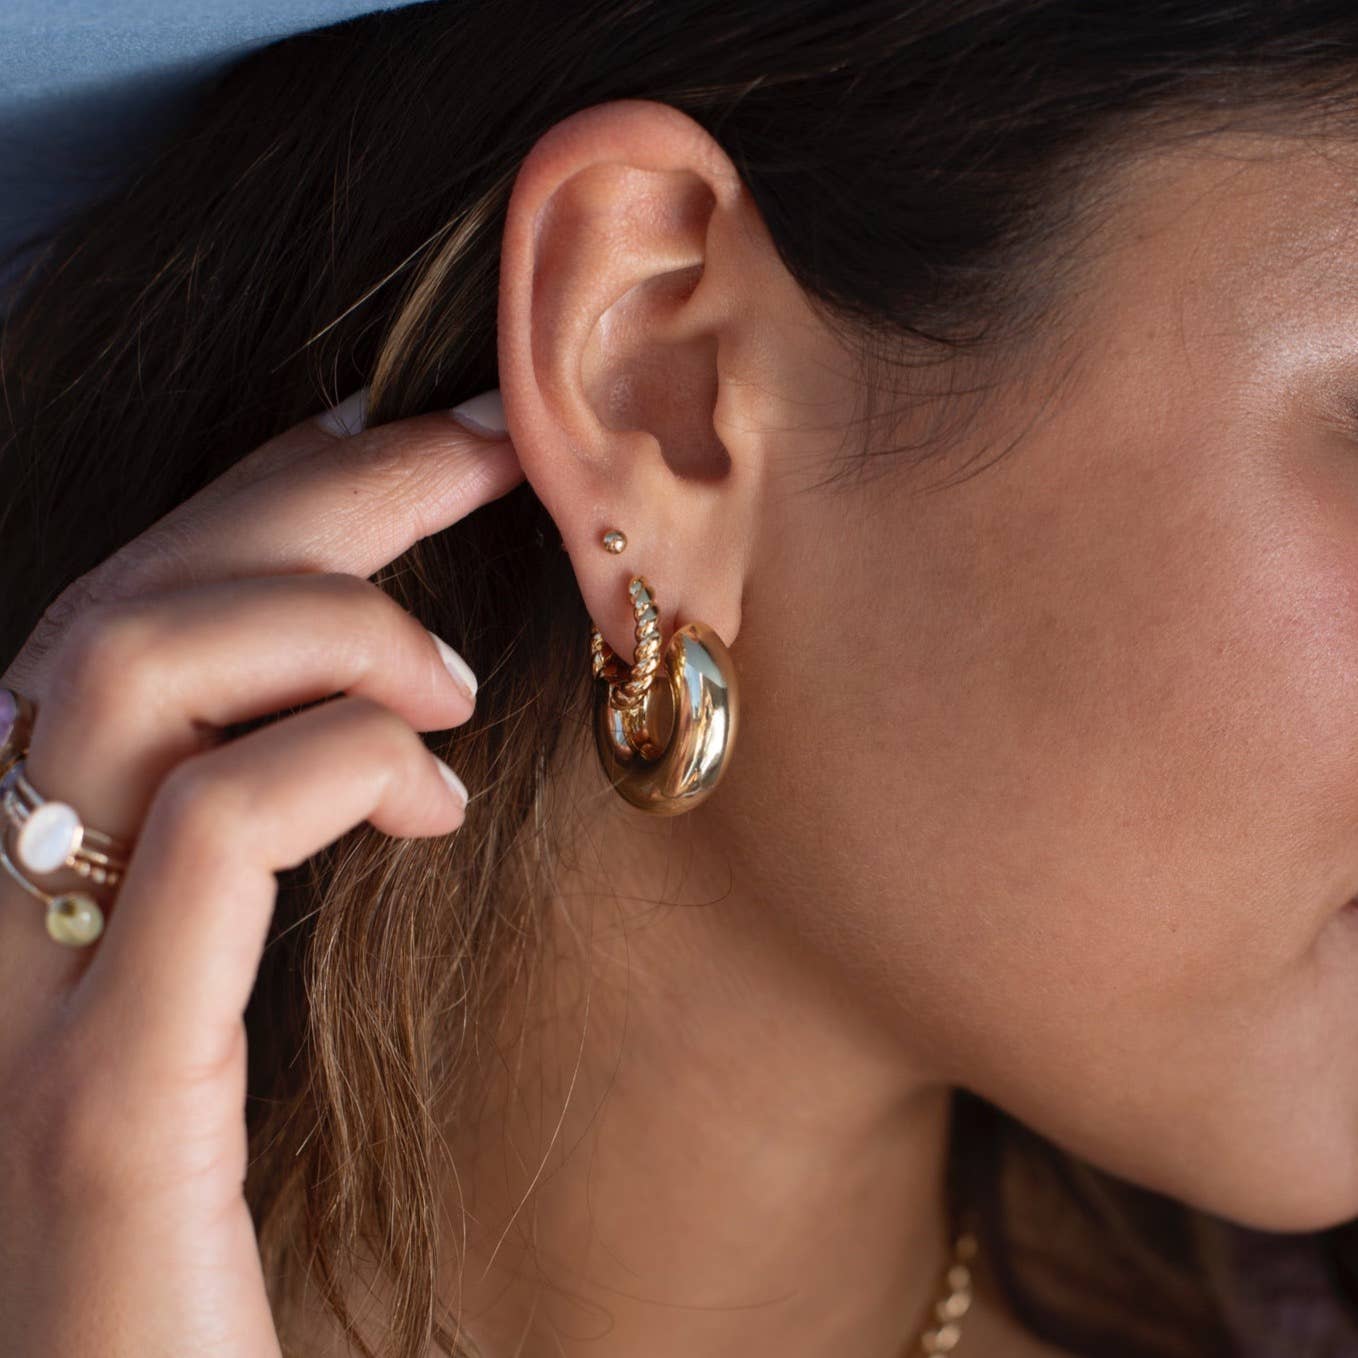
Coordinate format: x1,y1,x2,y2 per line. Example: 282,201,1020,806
1222,1225,1358,1356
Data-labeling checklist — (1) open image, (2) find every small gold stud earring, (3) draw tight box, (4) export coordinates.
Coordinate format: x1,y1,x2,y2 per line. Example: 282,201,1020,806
601,529,627,554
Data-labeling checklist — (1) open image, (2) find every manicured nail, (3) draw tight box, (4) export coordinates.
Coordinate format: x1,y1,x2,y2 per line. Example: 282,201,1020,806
433,756,469,809
317,386,370,437
448,387,507,438
429,631,478,700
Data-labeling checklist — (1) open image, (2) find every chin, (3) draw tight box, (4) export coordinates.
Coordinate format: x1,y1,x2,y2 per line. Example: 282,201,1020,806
1211,1197,1355,1236
1171,1133,1358,1235
1065,1077,1358,1236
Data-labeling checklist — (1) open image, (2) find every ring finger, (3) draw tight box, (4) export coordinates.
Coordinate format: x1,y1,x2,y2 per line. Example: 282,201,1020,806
0,571,475,998
74,692,467,1081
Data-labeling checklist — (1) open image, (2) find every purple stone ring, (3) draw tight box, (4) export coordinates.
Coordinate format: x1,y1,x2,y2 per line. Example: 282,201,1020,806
0,685,36,781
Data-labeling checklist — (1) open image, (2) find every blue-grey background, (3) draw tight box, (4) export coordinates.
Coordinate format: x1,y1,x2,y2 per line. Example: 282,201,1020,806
1,0,412,306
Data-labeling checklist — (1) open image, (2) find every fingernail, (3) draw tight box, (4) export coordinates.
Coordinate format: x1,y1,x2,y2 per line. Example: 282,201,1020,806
433,756,469,810
317,386,370,437
429,631,478,700
448,387,507,439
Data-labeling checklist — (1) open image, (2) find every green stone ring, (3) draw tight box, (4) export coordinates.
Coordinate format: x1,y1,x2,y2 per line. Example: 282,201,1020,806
0,736,129,950
45,893,105,947
0,835,108,948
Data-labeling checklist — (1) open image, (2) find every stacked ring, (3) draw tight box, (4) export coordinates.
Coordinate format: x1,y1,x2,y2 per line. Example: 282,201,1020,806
0,686,35,778
0,686,133,947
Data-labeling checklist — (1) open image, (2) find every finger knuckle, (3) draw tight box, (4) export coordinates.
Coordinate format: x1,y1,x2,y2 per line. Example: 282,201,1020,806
110,516,206,593
305,570,416,653
21,568,124,673
47,599,164,721
151,752,252,860
43,566,124,628
322,423,421,495
342,693,419,760
304,569,383,612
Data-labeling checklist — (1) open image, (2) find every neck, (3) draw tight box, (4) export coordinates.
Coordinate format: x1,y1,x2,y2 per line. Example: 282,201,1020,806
442,754,965,1358
276,741,1046,1358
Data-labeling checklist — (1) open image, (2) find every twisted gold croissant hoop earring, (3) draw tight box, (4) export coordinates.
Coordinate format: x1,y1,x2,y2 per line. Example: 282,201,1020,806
588,529,738,815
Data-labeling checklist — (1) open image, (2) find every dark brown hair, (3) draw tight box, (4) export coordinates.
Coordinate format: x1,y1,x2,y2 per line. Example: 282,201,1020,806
5,2,1358,1355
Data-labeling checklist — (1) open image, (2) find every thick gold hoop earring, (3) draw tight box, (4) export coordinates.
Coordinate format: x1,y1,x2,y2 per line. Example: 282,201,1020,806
589,575,738,815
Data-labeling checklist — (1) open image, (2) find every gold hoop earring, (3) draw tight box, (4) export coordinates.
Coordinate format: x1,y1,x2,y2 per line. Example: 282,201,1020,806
589,574,738,815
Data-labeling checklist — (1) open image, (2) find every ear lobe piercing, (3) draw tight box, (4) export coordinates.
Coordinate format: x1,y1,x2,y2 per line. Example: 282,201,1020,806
587,526,738,815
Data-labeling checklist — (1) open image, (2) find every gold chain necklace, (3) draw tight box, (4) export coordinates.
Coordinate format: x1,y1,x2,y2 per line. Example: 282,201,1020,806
905,1224,979,1355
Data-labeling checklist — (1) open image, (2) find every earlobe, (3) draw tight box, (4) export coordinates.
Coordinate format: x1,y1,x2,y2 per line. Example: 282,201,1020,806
496,98,767,664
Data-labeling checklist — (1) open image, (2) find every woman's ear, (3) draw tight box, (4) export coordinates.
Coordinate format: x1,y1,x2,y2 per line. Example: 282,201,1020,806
496,98,786,663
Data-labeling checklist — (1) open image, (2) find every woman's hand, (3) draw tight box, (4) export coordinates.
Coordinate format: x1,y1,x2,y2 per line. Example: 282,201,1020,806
0,390,524,1357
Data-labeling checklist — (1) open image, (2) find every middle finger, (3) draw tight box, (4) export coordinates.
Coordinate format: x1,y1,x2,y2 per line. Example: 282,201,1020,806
23,569,477,846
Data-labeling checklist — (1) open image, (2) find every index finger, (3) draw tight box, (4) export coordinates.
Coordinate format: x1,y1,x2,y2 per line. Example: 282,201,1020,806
99,385,524,597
